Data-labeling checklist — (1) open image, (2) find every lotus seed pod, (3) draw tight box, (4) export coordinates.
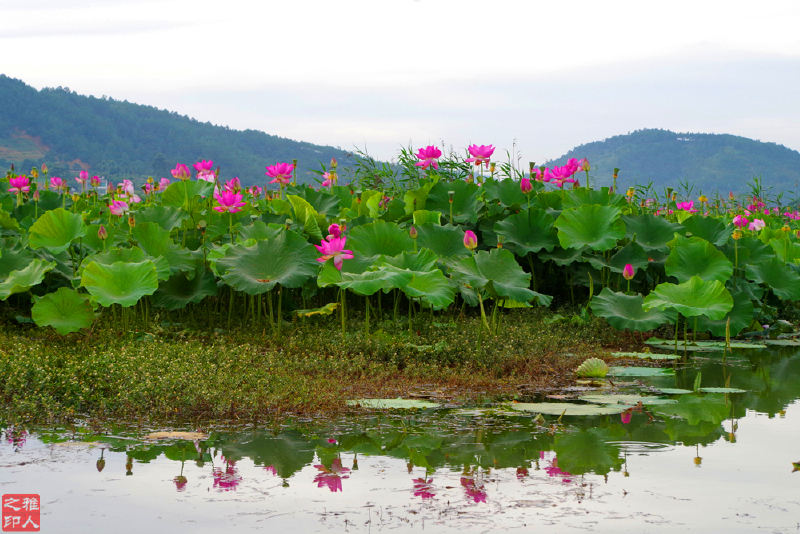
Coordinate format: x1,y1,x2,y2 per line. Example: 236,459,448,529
575,357,609,378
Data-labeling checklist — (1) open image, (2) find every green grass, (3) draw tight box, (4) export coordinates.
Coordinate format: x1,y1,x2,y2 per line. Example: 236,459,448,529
0,308,624,422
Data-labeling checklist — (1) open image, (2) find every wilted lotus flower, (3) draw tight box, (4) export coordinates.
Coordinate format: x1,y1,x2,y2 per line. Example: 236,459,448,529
266,162,294,185
171,163,191,181
466,144,495,166
415,145,442,170
463,230,478,251
316,236,354,270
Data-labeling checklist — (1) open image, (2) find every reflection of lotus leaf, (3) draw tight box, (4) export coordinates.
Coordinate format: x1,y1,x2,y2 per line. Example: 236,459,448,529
505,402,629,416
652,393,730,426
553,428,624,476
144,431,208,440
611,352,680,360
347,398,440,409
609,367,676,377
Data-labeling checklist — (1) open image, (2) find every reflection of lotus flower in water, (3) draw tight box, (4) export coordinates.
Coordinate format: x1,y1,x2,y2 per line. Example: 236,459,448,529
516,467,528,480
263,465,277,476
6,428,27,449
313,458,350,492
174,475,188,491
413,478,435,499
460,476,487,503
213,460,242,491
543,457,572,483
621,408,633,424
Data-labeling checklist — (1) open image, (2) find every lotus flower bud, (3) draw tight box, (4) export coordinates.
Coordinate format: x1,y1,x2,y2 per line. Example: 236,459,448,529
729,191,735,201
331,157,338,169
463,230,478,251
328,223,342,238
41,163,47,174
623,264,635,280
520,177,533,194
33,190,40,202
97,458,106,472
98,225,108,240
409,226,418,239
581,158,590,172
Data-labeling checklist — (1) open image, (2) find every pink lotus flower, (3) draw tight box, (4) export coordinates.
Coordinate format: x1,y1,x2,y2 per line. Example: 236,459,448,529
144,183,154,195
622,264,635,280
321,172,333,188
413,478,435,499
313,458,350,492
415,145,442,170
248,185,263,198
50,176,65,189
316,236,354,270
119,179,135,196
194,160,213,172
578,158,590,171
266,162,294,185
676,201,699,214
565,157,580,176
213,190,246,213
109,200,129,216
98,225,108,240
159,178,171,190
224,177,241,192
171,163,191,181
532,167,548,182
733,215,749,228
75,173,87,185
327,223,343,239
90,175,101,187
466,144,495,165
749,218,766,231
8,176,30,194
520,177,533,194
463,230,478,250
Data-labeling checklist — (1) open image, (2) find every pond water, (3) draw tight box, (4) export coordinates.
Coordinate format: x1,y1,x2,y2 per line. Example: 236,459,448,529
2,346,800,533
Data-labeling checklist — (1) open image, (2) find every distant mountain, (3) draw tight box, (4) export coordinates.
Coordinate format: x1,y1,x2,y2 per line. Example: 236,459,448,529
549,129,800,197
0,75,348,186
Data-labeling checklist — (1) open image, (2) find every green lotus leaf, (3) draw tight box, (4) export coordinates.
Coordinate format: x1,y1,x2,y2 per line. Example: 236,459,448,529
135,206,189,232
681,215,732,246
28,207,87,254
654,388,694,395
575,357,609,378
698,387,747,393
0,259,56,300
132,222,195,273
294,302,339,318
695,290,753,337
610,351,680,360
554,205,626,251
316,251,372,287
0,211,20,231
347,398,440,409
151,268,217,310
608,367,676,377
81,224,119,252
538,246,587,266
80,246,170,281
745,256,800,300
31,287,94,334
722,236,775,267
287,194,324,241
337,269,412,296
402,181,437,216
412,210,441,226
415,223,471,258
348,220,414,258
579,394,676,406
0,248,34,279
643,276,733,319
563,187,627,209
300,188,342,217
161,180,215,208
217,230,318,294
381,265,456,309
591,288,677,331
449,248,535,303
80,260,159,308
493,208,559,254
586,242,650,274
665,236,733,283
481,177,534,207
622,214,684,250
378,249,439,272
536,190,564,210
238,221,282,242
770,239,800,264
506,402,629,416
425,180,481,224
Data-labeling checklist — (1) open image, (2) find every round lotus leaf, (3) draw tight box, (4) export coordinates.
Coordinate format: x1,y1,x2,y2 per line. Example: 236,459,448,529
80,260,159,308
591,288,677,332
506,402,629,416
745,257,800,300
681,215,732,246
698,387,747,393
611,351,680,360
0,259,56,300
378,249,439,272
665,236,733,283
32,287,94,335
80,247,170,281
481,177,534,207
654,388,693,395
563,188,627,209
336,269,412,296
449,248,535,303
554,204,626,251
412,210,442,226
385,266,456,309
414,223,470,258
28,207,87,254
348,220,414,258
493,208,559,254
695,290,753,337
346,398,440,409
217,230,318,294
135,206,190,232
643,276,733,319
579,394,676,406
538,246,587,266
575,357,609,378
586,242,650,274
622,214,684,250
161,180,214,208
425,180,481,224
238,221,282,242
152,268,217,310
608,367,676,377
133,222,194,273
0,248,34,279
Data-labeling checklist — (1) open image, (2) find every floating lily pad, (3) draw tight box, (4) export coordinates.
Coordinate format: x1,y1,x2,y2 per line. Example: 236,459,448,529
645,338,766,350
346,398,441,409
579,394,677,406
608,367,676,377
654,388,694,395
505,402,630,416
763,339,800,346
143,431,208,440
611,352,680,360
698,387,747,394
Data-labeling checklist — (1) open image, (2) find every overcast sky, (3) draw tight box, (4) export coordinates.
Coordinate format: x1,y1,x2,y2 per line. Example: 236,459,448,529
4,0,800,165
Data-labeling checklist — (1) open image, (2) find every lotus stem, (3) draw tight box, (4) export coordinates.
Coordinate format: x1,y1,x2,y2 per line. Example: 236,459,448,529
364,295,370,338
674,313,680,355
267,289,275,336
340,289,347,337
228,288,235,331
527,253,537,292
277,286,283,338
477,292,490,333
